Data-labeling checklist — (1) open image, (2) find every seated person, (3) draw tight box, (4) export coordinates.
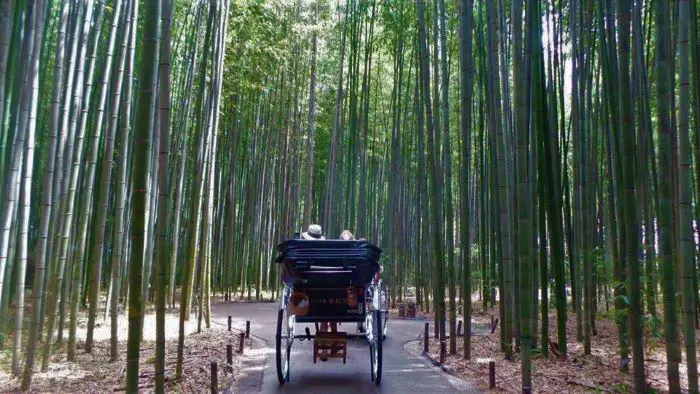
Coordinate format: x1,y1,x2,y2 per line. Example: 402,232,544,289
301,224,325,240
339,230,355,240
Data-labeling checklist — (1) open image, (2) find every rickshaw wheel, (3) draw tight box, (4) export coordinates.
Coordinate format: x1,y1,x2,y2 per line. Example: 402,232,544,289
369,310,383,385
276,309,291,384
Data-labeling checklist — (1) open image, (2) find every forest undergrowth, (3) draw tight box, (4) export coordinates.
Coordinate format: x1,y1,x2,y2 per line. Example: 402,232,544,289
419,302,700,393
0,303,256,393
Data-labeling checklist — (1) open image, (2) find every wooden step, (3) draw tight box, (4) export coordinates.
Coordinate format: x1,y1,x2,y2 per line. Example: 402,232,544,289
313,332,347,364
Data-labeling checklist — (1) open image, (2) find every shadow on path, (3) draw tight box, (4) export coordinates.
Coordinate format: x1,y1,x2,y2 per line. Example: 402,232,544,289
212,302,481,393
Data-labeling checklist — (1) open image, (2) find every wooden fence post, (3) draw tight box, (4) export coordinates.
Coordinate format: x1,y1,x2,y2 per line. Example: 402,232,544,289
228,316,232,331
227,344,232,365
238,332,245,353
489,361,496,389
440,340,446,363
245,320,250,338
423,322,429,352
210,362,218,394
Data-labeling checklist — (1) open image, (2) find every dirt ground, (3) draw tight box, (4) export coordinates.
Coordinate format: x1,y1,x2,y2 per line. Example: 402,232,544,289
0,308,259,393
412,302,700,393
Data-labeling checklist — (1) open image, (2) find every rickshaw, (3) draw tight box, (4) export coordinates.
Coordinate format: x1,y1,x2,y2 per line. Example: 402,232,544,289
275,237,386,385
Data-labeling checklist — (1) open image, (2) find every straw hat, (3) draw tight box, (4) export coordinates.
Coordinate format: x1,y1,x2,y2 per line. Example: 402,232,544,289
301,224,325,240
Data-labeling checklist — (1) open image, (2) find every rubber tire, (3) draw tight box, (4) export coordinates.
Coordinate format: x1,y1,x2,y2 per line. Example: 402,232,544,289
276,309,290,384
371,311,383,385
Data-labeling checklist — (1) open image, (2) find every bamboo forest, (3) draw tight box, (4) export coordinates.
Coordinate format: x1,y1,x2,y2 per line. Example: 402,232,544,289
0,0,699,392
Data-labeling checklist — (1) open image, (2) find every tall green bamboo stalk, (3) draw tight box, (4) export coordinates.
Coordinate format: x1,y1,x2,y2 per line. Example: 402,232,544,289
417,0,446,351
125,0,160,389
13,0,44,376
458,0,474,360
21,0,69,386
655,0,681,391
155,0,173,391
676,0,698,391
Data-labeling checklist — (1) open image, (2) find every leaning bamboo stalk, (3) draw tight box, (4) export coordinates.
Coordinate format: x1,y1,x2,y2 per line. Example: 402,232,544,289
21,0,69,386
40,0,82,355
0,1,35,330
109,0,139,361
13,0,45,376
41,0,96,368
85,0,129,353
0,0,13,177
66,0,107,361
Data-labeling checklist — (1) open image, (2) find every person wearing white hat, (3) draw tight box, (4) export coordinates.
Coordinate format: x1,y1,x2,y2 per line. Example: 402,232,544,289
301,224,325,240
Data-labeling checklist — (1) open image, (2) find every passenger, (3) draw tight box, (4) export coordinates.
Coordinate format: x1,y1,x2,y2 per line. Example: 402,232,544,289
301,224,325,240
339,230,355,240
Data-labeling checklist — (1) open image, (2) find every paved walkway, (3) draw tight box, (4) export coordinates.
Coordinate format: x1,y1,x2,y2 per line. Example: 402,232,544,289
211,302,479,393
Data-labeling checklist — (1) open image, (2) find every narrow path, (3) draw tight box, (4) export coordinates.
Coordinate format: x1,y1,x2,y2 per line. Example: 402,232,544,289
211,302,479,393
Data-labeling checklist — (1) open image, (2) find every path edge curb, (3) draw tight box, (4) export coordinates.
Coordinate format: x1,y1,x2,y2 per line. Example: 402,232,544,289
403,336,480,393
222,328,269,394
421,349,459,377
